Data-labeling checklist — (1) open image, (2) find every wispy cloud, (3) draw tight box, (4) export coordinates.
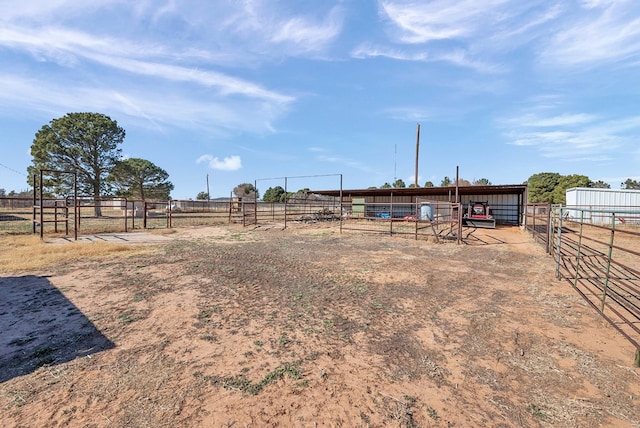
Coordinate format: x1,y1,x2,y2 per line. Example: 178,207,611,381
379,0,512,44
351,44,503,73
501,106,640,161
377,0,640,72
0,74,287,134
0,26,293,104
540,1,640,68
196,155,242,171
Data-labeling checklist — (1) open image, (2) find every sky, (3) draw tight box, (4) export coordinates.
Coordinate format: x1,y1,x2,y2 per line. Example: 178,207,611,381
1,0,639,199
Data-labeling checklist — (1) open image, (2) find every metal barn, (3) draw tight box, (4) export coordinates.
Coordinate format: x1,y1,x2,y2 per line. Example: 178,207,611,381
565,187,640,224
314,184,528,226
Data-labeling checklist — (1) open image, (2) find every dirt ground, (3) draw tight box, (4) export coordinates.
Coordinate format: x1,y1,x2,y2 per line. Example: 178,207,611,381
1,224,639,427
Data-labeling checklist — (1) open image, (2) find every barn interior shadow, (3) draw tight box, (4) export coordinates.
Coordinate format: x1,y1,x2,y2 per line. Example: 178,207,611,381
0,275,114,383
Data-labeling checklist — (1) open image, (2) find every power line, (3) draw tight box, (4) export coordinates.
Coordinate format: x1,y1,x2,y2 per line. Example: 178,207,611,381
0,162,27,177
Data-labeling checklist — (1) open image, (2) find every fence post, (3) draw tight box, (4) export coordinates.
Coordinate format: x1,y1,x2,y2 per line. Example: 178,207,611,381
546,204,553,254
573,210,585,290
600,212,616,312
555,206,563,279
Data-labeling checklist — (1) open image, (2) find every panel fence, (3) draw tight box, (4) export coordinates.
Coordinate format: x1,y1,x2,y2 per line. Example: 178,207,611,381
525,204,640,366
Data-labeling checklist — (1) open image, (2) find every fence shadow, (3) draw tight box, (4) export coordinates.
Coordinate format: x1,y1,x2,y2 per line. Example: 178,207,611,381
0,275,114,383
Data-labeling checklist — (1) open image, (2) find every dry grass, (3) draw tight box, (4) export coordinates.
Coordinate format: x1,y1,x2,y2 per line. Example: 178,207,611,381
0,235,158,273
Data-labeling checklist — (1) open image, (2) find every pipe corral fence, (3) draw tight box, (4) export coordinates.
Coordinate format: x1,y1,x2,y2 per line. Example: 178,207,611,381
2,192,463,243
525,204,640,366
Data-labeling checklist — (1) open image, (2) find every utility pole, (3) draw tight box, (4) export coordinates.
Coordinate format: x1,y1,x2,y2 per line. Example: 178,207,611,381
414,123,420,187
206,174,210,202
394,144,397,182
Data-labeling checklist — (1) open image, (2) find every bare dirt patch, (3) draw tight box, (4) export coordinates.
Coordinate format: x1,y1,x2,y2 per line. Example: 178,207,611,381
1,224,638,427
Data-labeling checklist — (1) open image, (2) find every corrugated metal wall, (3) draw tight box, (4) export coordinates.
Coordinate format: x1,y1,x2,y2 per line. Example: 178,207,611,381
566,187,640,224
342,193,522,225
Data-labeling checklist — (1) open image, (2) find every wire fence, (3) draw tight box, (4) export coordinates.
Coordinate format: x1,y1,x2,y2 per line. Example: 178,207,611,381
339,199,462,243
1,195,463,244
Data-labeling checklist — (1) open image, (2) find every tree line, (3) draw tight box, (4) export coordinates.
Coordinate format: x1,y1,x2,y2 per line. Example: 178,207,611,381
526,173,639,204
371,177,492,189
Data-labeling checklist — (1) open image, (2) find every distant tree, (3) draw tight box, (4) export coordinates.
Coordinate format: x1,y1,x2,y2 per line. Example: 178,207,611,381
408,183,419,188
473,178,492,186
393,179,406,188
196,191,209,200
454,178,472,186
233,183,259,200
107,158,174,201
367,186,378,189
423,181,434,187
28,112,125,216
381,182,392,189
592,180,611,189
440,176,452,186
526,172,561,203
263,186,286,203
551,174,592,204
0,188,5,197
6,189,32,197
621,178,640,189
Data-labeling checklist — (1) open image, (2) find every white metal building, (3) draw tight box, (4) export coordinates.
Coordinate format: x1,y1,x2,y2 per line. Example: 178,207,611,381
565,187,640,224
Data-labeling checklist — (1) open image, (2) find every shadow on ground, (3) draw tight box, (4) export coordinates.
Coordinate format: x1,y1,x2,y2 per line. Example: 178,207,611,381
0,275,114,383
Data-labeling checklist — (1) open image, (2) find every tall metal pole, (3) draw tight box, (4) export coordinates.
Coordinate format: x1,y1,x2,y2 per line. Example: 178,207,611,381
206,174,210,202
455,165,459,203
394,144,397,183
414,123,420,187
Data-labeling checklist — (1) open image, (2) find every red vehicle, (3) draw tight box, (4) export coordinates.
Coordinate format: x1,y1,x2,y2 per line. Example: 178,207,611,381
463,201,496,229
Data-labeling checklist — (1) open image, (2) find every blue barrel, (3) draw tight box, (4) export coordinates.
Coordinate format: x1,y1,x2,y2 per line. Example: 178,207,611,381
420,203,434,220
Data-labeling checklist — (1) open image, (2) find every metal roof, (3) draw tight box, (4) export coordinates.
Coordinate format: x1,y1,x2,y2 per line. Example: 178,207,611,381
312,184,528,198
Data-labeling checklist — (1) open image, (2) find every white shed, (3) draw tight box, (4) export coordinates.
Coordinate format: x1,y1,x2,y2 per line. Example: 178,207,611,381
565,187,640,224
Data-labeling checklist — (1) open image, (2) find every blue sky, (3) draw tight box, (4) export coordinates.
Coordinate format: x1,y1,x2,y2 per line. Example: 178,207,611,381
1,0,639,199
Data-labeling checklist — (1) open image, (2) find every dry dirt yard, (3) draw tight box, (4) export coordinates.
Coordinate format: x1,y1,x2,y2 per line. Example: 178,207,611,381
1,224,638,427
